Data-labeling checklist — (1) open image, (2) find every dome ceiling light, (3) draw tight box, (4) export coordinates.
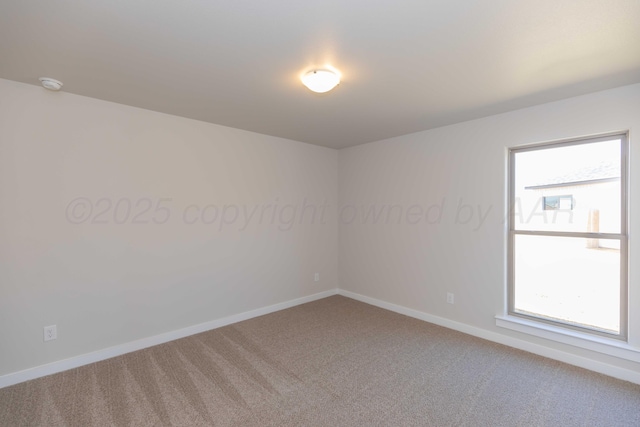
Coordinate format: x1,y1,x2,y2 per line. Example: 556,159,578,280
301,69,340,93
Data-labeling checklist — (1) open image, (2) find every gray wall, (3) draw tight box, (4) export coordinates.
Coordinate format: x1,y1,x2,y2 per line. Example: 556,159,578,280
339,83,640,376
2,77,639,382
0,78,338,376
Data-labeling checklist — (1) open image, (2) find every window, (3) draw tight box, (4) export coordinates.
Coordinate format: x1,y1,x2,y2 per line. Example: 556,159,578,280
508,133,628,338
542,195,573,211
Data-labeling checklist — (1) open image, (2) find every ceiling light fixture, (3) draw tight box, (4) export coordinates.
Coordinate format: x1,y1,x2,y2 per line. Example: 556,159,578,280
39,77,63,91
301,69,340,93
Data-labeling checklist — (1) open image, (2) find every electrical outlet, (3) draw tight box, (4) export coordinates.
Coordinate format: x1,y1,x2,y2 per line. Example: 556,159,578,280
44,325,57,342
314,272,320,282
446,293,455,304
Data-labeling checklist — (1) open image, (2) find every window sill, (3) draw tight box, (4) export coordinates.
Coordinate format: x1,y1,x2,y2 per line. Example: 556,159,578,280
495,314,640,363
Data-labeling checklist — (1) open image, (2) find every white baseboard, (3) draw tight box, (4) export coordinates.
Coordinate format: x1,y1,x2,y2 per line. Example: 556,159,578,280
0,289,339,389
4,287,638,389
337,289,640,385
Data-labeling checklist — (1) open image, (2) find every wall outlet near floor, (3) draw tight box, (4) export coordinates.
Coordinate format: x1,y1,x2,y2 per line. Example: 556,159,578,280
314,272,320,282
44,325,57,342
446,293,455,304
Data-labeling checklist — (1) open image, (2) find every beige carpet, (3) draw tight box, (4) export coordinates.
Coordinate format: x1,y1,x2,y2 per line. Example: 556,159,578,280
1,296,639,426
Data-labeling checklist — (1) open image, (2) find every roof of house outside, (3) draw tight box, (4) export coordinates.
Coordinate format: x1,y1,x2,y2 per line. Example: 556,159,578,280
525,160,620,190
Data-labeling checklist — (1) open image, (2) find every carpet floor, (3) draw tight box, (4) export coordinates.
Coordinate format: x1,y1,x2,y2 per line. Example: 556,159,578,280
1,295,639,426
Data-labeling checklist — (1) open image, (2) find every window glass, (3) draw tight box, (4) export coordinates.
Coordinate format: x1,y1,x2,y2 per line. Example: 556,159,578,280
513,139,621,234
513,234,620,333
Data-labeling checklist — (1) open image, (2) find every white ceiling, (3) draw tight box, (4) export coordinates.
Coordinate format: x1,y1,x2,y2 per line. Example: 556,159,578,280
1,1,639,149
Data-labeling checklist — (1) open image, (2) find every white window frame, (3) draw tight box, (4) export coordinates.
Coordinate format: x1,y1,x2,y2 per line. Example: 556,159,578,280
507,132,629,340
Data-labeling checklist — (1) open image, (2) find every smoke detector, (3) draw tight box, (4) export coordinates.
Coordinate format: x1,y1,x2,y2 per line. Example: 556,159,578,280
39,77,63,91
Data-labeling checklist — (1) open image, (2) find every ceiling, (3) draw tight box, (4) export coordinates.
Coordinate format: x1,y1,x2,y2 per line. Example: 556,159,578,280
1,1,639,149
